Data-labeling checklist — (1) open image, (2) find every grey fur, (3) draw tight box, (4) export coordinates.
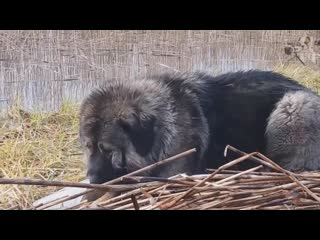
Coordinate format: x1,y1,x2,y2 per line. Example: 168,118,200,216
265,90,320,171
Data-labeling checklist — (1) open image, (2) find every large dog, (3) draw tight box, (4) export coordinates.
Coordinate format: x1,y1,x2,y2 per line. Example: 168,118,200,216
80,70,320,191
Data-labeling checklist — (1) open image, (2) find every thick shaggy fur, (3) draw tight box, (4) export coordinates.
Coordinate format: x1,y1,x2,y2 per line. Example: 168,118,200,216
265,91,320,171
80,76,209,185
80,70,320,190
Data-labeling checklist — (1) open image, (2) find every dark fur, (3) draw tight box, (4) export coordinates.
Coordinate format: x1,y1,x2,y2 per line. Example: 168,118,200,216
79,75,209,186
80,70,320,191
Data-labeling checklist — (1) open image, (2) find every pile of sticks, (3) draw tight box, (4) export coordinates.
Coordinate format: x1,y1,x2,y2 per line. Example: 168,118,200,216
2,146,320,210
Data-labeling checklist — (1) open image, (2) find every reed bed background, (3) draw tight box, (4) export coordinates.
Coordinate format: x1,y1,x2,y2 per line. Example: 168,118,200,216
1,30,319,115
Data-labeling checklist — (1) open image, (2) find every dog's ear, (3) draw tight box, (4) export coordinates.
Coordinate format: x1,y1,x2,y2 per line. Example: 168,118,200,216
117,114,156,156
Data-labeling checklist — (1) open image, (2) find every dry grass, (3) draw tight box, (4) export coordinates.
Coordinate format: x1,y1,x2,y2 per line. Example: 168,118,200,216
0,102,86,209
0,64,320,209
274,64,320,94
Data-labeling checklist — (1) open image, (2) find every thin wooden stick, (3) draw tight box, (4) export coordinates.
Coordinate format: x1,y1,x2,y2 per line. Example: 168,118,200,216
206,169,285,176
0,178,161,191
122,176,194,186
36,148,196,210
130,195,140,210
214,165,263,185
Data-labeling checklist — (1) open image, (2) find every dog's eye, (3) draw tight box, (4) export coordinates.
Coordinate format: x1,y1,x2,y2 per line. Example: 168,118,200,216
98,142,113,157
118,118,132,132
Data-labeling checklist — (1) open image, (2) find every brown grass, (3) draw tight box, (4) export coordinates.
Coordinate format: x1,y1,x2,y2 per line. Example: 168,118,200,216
0,102,85,209
274,64,320,94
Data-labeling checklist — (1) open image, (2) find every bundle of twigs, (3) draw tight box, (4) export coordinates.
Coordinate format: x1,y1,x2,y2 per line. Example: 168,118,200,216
72,146,320,210
2,146,320,210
